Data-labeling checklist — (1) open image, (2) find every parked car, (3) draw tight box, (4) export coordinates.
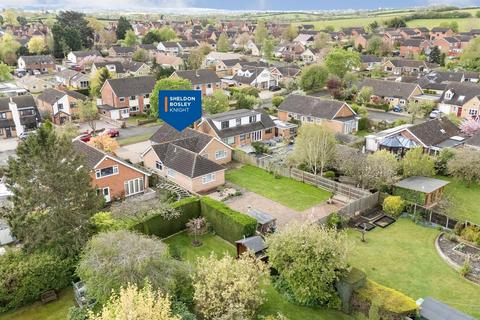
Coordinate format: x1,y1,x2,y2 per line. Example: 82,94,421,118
102,128,120,138
393,105,403,112
429,110,442,119
268,85,281,92
18,130,36,140
76,133,92,142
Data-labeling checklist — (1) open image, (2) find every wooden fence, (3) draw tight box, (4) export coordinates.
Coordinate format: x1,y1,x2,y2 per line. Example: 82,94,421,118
407,203,480,230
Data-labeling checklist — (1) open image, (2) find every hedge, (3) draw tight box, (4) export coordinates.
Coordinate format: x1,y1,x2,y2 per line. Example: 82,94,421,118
393,186,426,205
0,251,72,312
132,197,201,238
366,103,390,112
200,197,257,244
350,279,418,320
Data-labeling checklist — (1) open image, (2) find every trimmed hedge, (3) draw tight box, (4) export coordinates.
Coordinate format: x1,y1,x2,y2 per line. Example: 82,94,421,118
200,197,257,244
0,251,72,313
366,103,390,112
350,279,417,320
132,197,201,238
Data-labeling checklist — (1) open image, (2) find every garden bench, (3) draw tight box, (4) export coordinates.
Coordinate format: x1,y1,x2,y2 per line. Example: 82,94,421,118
40,290,57,303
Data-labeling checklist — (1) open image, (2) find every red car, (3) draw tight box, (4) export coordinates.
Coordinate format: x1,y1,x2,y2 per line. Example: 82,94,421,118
102,128,120,138
78,133,92,142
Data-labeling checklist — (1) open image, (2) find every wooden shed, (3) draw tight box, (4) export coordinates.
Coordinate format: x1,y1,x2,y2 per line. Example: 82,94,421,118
393,176,449,207
235,236,267,261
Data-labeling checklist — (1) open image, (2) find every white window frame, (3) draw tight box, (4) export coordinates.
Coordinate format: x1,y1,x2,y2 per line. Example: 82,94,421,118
130,106,139,112
155,161,163,171
215,150,227,160
202,173,216,184
95,165,119,179
124,177,144,197
167,168,176,177
119,97,125,102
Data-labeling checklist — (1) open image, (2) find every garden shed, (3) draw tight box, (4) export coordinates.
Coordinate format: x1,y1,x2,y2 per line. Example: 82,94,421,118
235,236,267,260
393,176,449,207
246,208,276,234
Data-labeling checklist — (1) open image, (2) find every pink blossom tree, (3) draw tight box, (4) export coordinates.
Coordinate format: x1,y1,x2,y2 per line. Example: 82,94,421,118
460,119,480,136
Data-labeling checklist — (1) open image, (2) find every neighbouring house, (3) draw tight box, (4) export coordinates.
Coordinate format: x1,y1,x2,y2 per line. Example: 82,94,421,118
66,50,102,65
108,46,135,58
213,58,241,77
73,140,150,202
414,71,479,94
275,66,301,82
155,53,184,70
433,37,462,57
383,58,436,75
399,39,431,57
231,66,278,90
360,78,423,108
142,124,231,193
195,109,275,148
36,88,88,124
0,95,40,139
0,82,28,97
123,61,151,77
277,94,359,134
16,75,56,93
438,82,480,119
157,41,181,55
17,55,56,74
170,69,221,96
360,54,383,71
271,116,298,140
99,75,156,119
366,117,464,156
393,176,449,207
91,61,126,77
203,52,243,68
430,27,454,40
69,72,91,90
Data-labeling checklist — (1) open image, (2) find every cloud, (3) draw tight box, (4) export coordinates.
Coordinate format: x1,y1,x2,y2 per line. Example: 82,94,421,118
427,0,477,6
1,0,192,9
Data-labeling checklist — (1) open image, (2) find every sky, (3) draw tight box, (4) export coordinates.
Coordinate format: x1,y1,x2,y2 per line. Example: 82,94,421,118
1,0,479,10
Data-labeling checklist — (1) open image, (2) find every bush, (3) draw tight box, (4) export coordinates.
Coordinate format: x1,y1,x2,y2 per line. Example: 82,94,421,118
68,306,88,320
460,225,480,244
351,279,418,320
460,260,471,277
382,196,405,218
358,117,368,131
200,197,257,243
366,103,390,112
132,197,201,238
252,141,269,155
326,212,343,229
0,251,71,312
272,96,285,108
323,170,336,179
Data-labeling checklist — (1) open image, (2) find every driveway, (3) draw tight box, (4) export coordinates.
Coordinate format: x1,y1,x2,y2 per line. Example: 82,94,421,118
0,139,18,167
224,191,343,227
367,110,410,123
119,124,161,139
115,141,151,164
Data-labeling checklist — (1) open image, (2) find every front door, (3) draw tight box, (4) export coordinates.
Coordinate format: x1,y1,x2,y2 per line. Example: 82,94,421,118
456,107,462,117
102,187,111,202
5,128,11,138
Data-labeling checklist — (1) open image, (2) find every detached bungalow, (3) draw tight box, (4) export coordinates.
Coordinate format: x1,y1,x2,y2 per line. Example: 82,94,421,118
277,94,359,134
360,78,423,108
438,82,480,119
73,140,150,202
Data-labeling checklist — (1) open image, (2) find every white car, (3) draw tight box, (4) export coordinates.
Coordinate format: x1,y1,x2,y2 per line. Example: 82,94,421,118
429,110,442,119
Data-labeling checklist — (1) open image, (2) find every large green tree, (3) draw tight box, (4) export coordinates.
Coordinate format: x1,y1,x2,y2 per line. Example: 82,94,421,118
402,148,436,178
158,26,176,42
255,21,268,44
299,64,329,93
0,62,12,81
325,49,361,78
116,16,133,40
267,223,351,307
203,91,230,114
149,78,192,117
90,67,111,97
217,33,229,52
448,148,480,187
52,11,93,58
460,37,480,71
4,124,102,256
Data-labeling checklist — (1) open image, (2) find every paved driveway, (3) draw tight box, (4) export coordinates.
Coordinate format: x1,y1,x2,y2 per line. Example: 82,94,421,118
0,139,18,167
367,110,410,123
115,141,151,164
224,191,343,227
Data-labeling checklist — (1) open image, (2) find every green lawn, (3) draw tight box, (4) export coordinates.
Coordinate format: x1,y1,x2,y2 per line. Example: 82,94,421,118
126,115,162,127
226,165,331,211
164,231,352,320
117,132,152,146
438,176,480,225
348,218,480,319
0,289,74,320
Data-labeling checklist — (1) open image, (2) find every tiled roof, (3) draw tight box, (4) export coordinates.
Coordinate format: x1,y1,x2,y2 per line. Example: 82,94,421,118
0,95,36,111
174,69,220,85
150,124,213,153
19,55,55,64
278,94,353,120
361,78,420,100
408,117,460,147
439,82,480,105
105,76,156,97
205,109,275,139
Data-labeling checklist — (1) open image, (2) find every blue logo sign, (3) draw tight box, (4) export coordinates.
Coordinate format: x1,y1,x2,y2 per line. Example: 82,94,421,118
159,90,202,131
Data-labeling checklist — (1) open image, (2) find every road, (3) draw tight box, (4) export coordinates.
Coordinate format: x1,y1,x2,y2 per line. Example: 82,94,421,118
367,110,425,124
119,124,161,139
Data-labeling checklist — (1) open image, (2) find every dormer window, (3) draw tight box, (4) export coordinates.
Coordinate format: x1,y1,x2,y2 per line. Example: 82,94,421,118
444,91,453,100
221,121,229,129
236,118,241,126
249,115,256,123
458,95,465,102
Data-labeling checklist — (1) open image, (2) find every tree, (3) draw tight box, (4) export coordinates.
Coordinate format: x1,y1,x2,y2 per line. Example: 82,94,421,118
27,36,46,55
266,223,351,307
53,11,94,56
460,37,480,71
0,33,21,65
313,32,330,50
293,124,336,175
448,148,480,186
477,10,480,18
143,29,161,44
90,67,111,97
299,64,329,92
255,21,268,44
187,48,204,70
203,91,229,114
406,101,433,124
122,30,137,47
99,30,117,47
78,100,99,133
217,33,229,52
158,26,176,42
356,86,373,106
326,74,343,99
325,49,361,78
77,230,189,304
55,121,79,140
4,124,102,256
460,118,480,136
262,37,274,60
116,16,132,40
3,9,18,26
364,150,398,190
86,16,104,33
132,48,149,62
367,21,379,33
89,283,180,320
402,147,436,177
428,46,443,65
193,253,268,320
384,17,406,28
236,32,250,48
185,217,208,246
282,25,298,41
152,61,175,80
16,16,27,27
88,135,119,153
366,36,383,55
0,62,12,81
233,92,258,110
382,196,405,218
439,21,459,33
324,25,335,32
272,96,284,108
150,78,192,117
